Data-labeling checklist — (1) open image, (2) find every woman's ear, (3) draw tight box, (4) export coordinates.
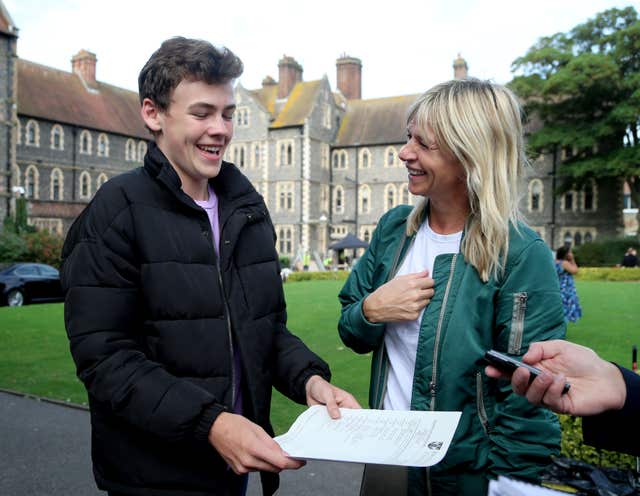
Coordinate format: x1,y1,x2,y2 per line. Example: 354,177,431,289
140,98,163,133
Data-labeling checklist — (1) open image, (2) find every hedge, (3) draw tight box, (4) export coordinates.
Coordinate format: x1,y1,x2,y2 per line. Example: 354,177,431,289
286,270,350,282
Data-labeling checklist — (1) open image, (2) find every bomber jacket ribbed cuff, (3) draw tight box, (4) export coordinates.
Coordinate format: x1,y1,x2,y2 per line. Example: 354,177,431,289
193,402,228,443
346,299,385,348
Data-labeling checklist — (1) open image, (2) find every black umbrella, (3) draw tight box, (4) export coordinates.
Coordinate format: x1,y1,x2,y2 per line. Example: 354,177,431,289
329,233,369,251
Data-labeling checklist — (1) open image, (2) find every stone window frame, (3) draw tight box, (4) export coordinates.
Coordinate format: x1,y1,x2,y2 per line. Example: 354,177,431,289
79,129,92,155
50,168,64,201
321,143,330,169
50,124,65,150
333,185,345,214
125,139,136,161
277,139,295,167
320,184,329,212
528,179,544,213
332,150,348,170
251,142,261,169
277,224,295,256
25,119,40,147
560,189,578,212
581,180,598,212
358,184,371,214
385,146,398,168
235,107,250,127
323,104,332,129
25,164,40,199
231,144,248,168
359,148,371,169
276,181,295,212
138,141,147,161
79,171,92,199
384,183,397,211
359,225,375,244
96,173,108,190
331,224,347,238
30,218,63,236
97,133,110,157
560,227,597,247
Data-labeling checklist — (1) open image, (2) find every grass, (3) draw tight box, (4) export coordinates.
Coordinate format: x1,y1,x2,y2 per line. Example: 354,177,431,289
0,280,638,435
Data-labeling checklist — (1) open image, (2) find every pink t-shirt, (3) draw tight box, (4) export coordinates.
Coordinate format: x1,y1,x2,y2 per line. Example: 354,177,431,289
195,185,243,415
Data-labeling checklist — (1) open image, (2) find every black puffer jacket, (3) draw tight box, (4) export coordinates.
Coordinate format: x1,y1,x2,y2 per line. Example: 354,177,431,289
61,142,330,496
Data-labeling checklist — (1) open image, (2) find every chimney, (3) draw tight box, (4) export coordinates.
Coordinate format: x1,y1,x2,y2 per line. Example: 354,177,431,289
277,55,303,99
336,54,362,100
72,49,97,88
453,53,468,79
262,75,277,88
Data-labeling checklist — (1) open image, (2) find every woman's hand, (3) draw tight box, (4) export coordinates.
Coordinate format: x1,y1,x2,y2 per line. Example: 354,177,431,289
362,270,434,323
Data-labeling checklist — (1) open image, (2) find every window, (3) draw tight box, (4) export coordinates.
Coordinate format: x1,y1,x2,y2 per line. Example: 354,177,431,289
51,125,64,150
321,184,329,212
79,171,92,199
321,144,330,169
31,218,63,236
398,184,410,205
359,149,371,169
277,226,294,255
360,226,374,244
97,133,109,157
125,139,136,161
79,130,92,154
561,190,577,212
96,173,108,189
277,140,294,166
584,231,593,243
384,184,397,211
50,168,64,201
25,120,40,147
138,140,147,161
574,232,582,246
231,144,247,168
331,225,347,238
529,179,543,212
332,150,347,170
359,185,371,214
334,185,345,214
276,182,295,212
323,104,332,129
385,147,398,167
582,181,597,212
235,107,249,127
252,143,260,169
25,165,39,199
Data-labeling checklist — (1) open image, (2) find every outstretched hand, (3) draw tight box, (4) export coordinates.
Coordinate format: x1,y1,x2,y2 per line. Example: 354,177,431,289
208,412,305,474
362,270,434,323
485,340,626,416
305,375,361,419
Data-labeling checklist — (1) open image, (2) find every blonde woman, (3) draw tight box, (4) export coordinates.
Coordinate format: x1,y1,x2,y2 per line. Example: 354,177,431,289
338,79,566,496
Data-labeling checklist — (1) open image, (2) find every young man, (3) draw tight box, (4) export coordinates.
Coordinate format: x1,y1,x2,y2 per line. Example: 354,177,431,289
61,37,358,496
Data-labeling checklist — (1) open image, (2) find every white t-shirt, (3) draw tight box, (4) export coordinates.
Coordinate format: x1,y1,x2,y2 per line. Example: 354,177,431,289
383,218,462,411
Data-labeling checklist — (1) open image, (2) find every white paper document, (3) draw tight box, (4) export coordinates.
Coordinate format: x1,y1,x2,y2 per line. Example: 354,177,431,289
274,406,461,467
488,476,569,496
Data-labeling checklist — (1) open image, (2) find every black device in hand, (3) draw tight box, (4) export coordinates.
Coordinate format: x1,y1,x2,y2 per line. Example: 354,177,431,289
484,349,570,395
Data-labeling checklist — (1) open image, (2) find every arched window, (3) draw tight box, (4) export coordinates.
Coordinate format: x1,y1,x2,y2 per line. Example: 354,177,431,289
529,179,543,212
334,185,345,214
97,133,109,157
253,143,260,168
239,146,246,168
584,232,593,243
138,140,147,161
359,185,371,214
562,191,575,211
79,130,92,154
25,165,39,199
360,149,370,169
286,143,292,165
574,232,582,246
385,147,397,167
398,184,409,205
51,125,64,150
96,173,108,189
360,227,372,243
332,151,339,169
384,184,397,211
340,151,347,169
25,120,40,146
79,171,92,199
50,168,64,201
125,139,136,161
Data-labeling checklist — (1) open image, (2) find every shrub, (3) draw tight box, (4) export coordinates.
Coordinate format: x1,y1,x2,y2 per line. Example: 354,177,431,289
279,256,291,268
0,231,27,261
573,238,639,267
558,414,635,469
0,229,64,269
287,270,350,282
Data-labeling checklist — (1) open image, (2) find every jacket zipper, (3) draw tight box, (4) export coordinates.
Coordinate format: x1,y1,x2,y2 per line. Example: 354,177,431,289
508,292,528,355
476,372,490,435
216,260,236,410
426,253,458,496
373,234,417,409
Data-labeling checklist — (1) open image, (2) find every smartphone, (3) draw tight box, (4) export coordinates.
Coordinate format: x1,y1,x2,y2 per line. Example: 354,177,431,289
484,349,570,395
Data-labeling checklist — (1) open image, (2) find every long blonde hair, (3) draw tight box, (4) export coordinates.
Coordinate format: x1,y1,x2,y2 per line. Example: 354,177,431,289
406,79,526,282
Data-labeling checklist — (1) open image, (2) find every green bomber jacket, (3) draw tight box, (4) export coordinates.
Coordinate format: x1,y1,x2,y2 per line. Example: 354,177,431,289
338,205,566,494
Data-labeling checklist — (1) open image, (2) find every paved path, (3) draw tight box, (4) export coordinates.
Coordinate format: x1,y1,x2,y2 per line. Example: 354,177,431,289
0,391,363,495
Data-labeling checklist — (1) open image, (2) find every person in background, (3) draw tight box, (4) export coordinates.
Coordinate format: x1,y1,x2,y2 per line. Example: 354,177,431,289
555,246,582,323
621,247,638,268
485,339,639,456
338,78,565,495
61,37,358,496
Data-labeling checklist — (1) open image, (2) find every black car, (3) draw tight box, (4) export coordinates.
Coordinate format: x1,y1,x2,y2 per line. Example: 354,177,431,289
0,263,64,307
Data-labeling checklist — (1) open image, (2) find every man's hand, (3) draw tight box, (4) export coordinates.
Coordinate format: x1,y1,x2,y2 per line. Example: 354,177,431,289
305,375,361,419
362,270,434,323
208,412,305,474
485,340,627,416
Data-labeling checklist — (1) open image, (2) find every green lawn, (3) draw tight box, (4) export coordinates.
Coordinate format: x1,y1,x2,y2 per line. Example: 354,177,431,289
0,280,638,435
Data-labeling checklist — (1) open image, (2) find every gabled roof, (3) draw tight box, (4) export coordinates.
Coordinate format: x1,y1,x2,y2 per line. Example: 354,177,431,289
0,0,17,37
249,80,323,129
335,94,419,147
17,59,148,139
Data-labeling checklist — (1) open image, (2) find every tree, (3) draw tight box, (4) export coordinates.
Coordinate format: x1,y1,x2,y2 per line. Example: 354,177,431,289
509,7,640,233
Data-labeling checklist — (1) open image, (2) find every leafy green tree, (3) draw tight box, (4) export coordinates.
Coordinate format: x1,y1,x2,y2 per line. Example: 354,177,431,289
509,7,640,232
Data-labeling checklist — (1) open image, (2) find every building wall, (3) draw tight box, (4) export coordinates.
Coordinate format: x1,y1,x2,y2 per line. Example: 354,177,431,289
0,30,16,225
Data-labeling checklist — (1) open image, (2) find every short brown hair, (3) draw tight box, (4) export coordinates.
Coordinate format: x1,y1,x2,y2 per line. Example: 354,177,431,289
138,37,243,111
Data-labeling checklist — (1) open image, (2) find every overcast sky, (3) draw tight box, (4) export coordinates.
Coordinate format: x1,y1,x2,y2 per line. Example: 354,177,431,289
4,0,637,99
